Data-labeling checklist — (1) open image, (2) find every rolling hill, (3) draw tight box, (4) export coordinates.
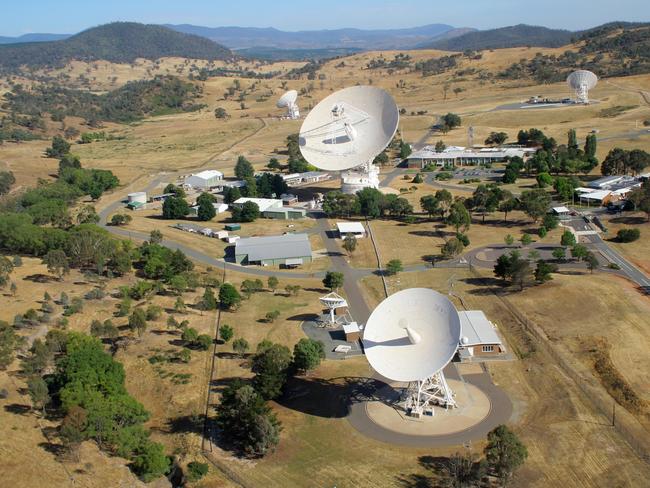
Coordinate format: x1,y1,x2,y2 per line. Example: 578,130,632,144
166,23,474,50
0,22,232,70
419,24,574,51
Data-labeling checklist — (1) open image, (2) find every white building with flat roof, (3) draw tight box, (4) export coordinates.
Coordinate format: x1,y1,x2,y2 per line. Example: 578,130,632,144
186,170,224,189
407,146,535,168
336,222,366,239
232,198,283,212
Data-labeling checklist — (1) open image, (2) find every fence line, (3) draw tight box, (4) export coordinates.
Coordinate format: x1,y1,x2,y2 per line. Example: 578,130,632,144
365,219,388,298
471,270,650,462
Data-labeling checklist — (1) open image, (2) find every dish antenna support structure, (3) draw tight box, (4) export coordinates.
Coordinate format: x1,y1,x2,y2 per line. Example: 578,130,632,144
567,70,598,104
319,291,348,326
277,90,300,119
299,86,399,194
363,288,461,417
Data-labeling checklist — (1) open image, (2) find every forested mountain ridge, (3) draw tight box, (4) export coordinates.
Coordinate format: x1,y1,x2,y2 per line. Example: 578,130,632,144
0,22,232,70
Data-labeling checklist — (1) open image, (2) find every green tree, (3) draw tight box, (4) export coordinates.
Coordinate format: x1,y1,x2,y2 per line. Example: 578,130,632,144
0,171,16,195
187,461,209,482
201,287,218,311
434,140,446,152
181,327,199,344
585,133,597,160
520,234,532,246
0,321,21,369
132,441,170,482
128,309,147,337
219,324,234,343
499,198,517,222
232,338,250,357
45,135,71,158
542,214,559,230
504,234,515,246
214,107,228,119
342,235,357,255
162,196,190,219
447,201,471,233
267,276,279,294
196,193,216,221
441,112,461,130
442,237,465,258
293,338,325,373
485,131,508,146
234,156,254,179
585,252,599,273
252,343,292,400
357,188,383,219
420,194,439,218
571,244,589,260
28,377,50,414
519,189,551,222
215,381,281,457
534,260,557,283
484,425,528,486
385,259,403,276
264,310,280,323
41,249,69,280
323,271,344,291
219,283,241,310
232,201,260,222
552,247,566,261
560,230,576,247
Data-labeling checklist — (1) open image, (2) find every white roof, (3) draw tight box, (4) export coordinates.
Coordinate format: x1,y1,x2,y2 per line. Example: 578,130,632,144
282,173,301,180
459,311,502,347
552,206,570,213
233,197,282,212
343,322,360,333
190,170,223,180
580,190,611,201
408,146,530,160
363,288,460,382
235,233,312,261
337,222,366,234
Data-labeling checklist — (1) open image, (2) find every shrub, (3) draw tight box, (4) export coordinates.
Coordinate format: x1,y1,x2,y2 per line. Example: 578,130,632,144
186,461,209,482
616,228,640,243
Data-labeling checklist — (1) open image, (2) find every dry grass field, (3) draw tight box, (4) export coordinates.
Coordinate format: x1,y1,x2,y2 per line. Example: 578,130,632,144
2,41,650,487
599,212,650,275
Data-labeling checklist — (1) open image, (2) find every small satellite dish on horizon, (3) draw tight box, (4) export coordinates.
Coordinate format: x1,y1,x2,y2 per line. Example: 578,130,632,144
363,288,461,417
567,70,598,104
277,89,300,119
299,85,399,194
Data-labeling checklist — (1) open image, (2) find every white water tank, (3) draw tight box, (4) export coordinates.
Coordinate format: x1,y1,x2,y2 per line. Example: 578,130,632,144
128,192,147,204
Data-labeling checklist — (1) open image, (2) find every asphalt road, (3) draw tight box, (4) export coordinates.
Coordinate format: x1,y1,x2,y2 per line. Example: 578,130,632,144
583,233,650,292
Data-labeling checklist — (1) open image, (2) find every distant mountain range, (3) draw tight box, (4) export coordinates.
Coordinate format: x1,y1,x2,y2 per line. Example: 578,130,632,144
0,33,70,44
164,23,473,50
0,23,232,69
0,21,647,68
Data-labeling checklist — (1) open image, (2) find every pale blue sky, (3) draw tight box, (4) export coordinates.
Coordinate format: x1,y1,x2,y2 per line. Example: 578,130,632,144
1,0,648,36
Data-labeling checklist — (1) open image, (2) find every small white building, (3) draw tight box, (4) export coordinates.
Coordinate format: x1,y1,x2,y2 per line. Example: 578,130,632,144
336,222,366,239
232,197,283,212
457,310,506,360
551,206,571,219
185,170,224,190
127,192,147,204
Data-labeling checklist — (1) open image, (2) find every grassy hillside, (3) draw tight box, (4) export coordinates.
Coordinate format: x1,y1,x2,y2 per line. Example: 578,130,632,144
499,25,650,81
3,75,205,123
421,24,574,51
0,22,232,70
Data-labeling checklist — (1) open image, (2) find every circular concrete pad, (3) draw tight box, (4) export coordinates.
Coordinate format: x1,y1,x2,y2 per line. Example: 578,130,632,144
365,379,491,436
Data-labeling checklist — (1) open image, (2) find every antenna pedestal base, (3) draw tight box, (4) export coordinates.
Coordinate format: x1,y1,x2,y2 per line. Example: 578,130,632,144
403,371,456,418
341,162,380,194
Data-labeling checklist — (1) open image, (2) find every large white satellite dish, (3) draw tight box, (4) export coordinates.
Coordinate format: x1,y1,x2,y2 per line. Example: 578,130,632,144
363,288,461,417
277,89,300,119
567,70,598,104
299,86,399,194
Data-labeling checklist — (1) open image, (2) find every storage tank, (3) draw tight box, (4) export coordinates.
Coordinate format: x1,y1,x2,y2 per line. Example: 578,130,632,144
127,192,147,204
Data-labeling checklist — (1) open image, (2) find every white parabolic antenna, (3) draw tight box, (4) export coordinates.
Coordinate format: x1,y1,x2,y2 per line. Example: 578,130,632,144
299,86,399,193
567,70,598,104
363,288,461,416
277,90,300,119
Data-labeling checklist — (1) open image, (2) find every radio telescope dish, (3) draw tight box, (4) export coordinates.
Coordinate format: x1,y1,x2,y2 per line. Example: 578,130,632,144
277,90,300,119
363,288,461,417
299,86,399,193
567,70,598,104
